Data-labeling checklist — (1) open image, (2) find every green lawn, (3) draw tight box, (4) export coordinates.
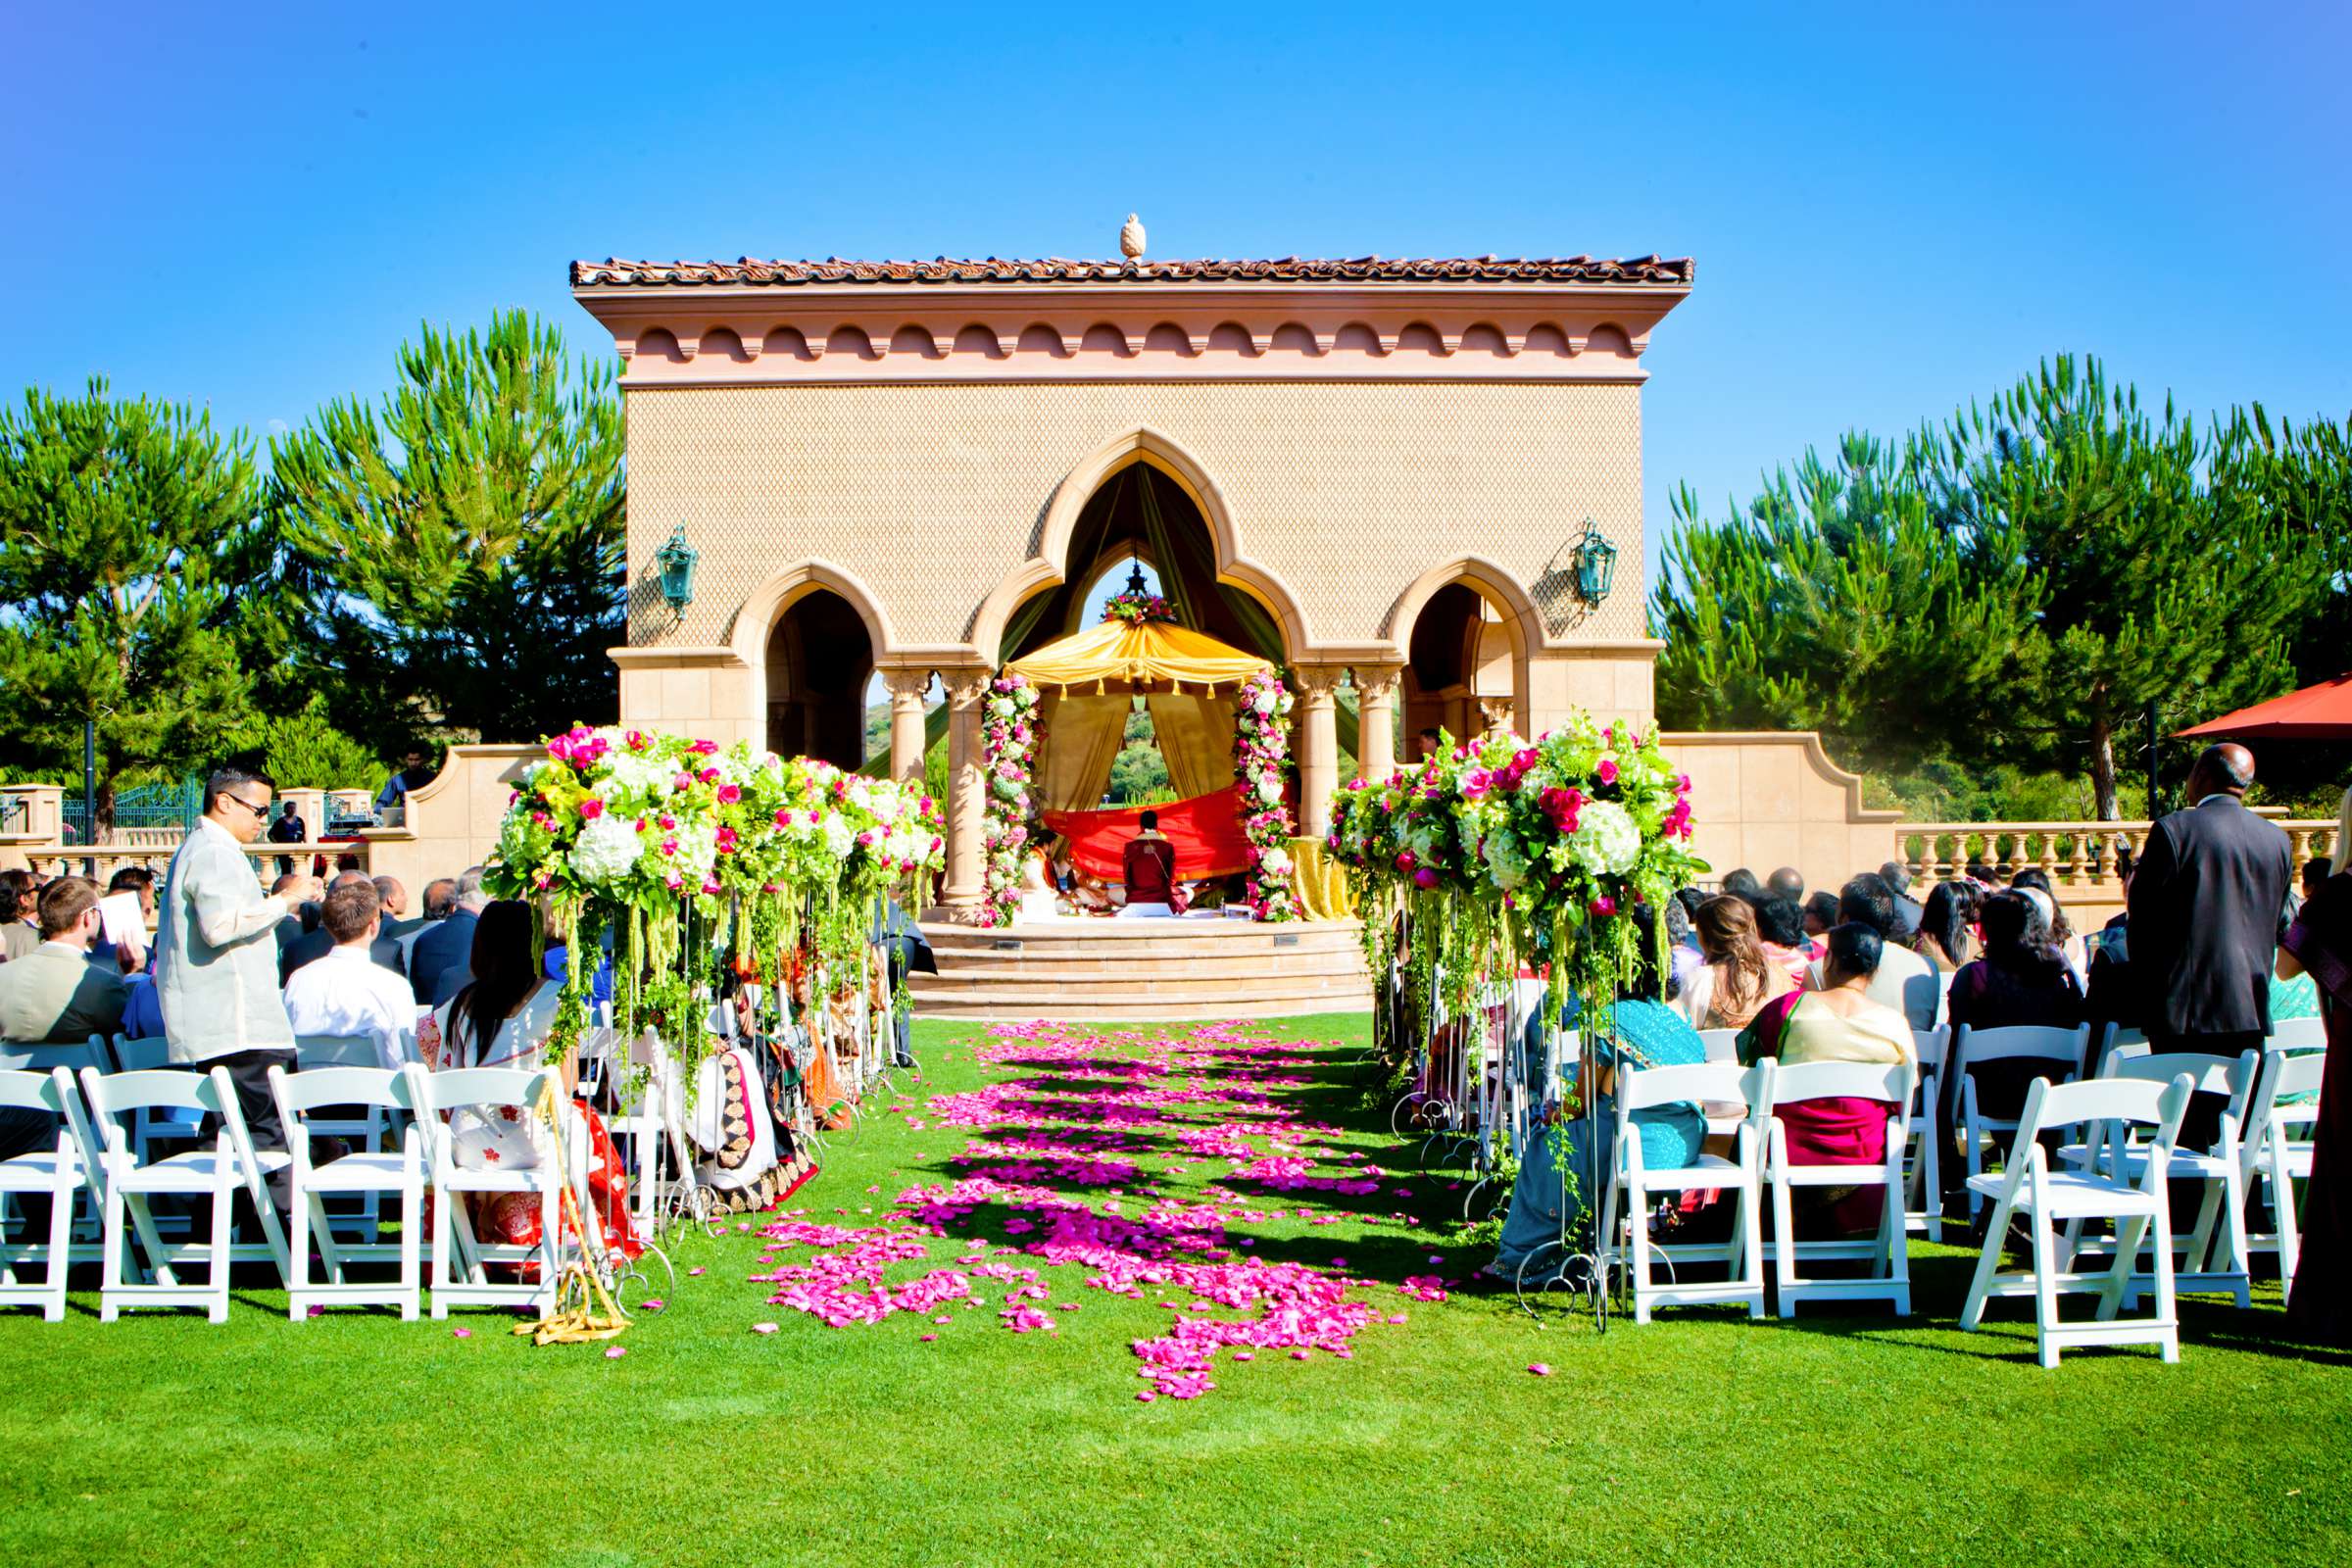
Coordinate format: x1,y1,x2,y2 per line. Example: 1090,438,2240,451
1,1011,2344,1568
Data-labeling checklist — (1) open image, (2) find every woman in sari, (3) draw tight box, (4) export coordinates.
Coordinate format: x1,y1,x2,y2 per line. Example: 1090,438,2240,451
1485,912,1707,1282
418,900,640,1262
1678,894,1795,1032
2278,786,2352,1346
1910,879,1981,975
1740,922,1915,1234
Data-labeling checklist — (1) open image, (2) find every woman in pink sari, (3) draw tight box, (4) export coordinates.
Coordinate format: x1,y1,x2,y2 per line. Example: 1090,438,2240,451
1740,922,1916,1234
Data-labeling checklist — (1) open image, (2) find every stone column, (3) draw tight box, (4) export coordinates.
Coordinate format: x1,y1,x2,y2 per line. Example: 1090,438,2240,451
1352,663,1402,781
883,668,932,786
937,669,992,915
1294,665,1345,838
1478,696,1516,737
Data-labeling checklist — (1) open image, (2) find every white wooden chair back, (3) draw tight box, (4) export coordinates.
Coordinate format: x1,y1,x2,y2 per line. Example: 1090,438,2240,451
0,1035,112,1076
1910,1026,1948,1075
296,1033,380,1069
1615,1059,1758,1117
271,1065,413,1118
1953,1023,2086,1077
1763,1057,1914,1118
2265,1016,2327,1052
1695,1028,1741,1063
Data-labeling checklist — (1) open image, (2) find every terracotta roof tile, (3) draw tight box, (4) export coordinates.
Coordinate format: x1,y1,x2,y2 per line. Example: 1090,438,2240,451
569,254,1693,289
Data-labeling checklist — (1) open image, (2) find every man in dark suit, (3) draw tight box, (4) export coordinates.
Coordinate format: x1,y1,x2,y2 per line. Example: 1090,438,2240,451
279,870,408,984
2127,742,2294,1055
1879,861,1925,938
409,865,485,1004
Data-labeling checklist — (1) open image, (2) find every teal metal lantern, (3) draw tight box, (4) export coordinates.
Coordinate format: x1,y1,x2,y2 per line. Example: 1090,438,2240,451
1573,524,1618,606
656,522,699,619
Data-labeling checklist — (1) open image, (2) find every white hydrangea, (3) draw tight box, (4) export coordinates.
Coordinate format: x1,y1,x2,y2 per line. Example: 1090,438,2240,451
1482,829,1530,891
1570,800,1642,876
1254,772,1284,805
823,812,857,858
569,812,645,885
1250,686,1277,715
602,751,676,802
1257,845,1293,877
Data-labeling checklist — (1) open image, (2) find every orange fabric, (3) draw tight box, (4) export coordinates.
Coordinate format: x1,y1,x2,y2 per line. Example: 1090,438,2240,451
1045,785,1253,881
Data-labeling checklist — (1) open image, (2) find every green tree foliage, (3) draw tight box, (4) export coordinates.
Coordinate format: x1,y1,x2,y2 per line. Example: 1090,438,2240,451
231,693,386,791
0,379,266,822
270,311,624,748
1656,357,2337,819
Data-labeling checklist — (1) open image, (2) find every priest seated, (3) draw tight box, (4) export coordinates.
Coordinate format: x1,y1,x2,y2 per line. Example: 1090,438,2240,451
1118,810,1179,918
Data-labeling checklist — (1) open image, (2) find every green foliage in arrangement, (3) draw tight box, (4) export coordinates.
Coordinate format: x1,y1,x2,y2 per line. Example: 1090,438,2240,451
0,379,270,823
270,310,625,750
1657,356,2345,819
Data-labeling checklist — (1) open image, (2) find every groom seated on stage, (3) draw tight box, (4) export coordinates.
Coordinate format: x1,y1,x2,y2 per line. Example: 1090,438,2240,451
1118,810,1180,918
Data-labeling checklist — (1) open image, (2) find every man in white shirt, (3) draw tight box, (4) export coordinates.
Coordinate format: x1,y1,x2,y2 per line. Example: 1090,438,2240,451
284,879,420,1070
1836,872,1942,1030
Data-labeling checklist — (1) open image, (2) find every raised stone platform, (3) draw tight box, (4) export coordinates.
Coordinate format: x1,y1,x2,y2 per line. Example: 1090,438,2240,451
909,917,1374,1022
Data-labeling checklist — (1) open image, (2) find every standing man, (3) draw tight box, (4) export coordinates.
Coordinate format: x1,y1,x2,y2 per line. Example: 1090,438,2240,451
2128,742,2295,1058
374,748,438,821
155,765,321,1213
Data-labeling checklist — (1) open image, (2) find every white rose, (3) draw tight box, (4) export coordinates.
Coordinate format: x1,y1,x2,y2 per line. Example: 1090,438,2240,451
1251,687,1277,715
1258,847,1293,877
1255,773,1283,805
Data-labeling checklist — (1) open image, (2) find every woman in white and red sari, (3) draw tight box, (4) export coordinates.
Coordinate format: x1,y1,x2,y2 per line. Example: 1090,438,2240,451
418,900,640,1264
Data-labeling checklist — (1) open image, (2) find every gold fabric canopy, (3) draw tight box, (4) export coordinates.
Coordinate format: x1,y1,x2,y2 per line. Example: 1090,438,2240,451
1007,619,1272,814
1004,618,1271,695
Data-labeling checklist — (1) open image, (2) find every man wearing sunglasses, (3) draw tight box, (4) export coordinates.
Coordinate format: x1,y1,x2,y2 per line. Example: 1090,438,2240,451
153,764,323,1216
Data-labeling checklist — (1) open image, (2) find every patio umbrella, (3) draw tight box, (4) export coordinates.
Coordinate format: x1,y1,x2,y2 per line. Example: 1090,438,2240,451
2174,671,2352,741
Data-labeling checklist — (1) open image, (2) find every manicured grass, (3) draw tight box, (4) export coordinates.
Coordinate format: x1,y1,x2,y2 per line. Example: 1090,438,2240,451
1,1011,2345,1568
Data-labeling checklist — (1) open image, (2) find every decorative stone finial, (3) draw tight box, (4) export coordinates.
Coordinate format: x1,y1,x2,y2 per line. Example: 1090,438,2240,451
1119,213,1146,262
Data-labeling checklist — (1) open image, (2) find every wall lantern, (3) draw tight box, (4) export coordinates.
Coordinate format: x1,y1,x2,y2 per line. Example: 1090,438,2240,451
656,522,700,620
1572,522,1618,606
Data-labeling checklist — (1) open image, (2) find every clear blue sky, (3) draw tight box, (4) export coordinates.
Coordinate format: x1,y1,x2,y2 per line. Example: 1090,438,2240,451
7,3,2347,600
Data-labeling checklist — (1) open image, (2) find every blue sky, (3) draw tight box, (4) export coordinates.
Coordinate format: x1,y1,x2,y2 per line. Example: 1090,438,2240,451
7,3,2347,601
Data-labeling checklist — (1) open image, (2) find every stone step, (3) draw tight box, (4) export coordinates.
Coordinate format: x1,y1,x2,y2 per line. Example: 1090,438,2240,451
922,927,1363,961
912,993,1374,1023
917,949,1369,979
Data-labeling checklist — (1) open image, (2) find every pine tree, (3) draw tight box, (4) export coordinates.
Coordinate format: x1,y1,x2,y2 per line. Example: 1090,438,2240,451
0,379,264,825
270,311,624,747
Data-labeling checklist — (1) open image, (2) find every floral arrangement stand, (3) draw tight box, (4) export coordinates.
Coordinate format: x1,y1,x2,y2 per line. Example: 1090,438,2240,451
1326,714,1705,1332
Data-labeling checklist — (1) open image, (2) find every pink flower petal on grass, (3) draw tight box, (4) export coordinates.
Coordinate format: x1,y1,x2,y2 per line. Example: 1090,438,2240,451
451,1327,472,1339
752,1322,779,1335
640,1298,664,1311
1528,1362,1552,1377
606,1347,627,1359
688,1267,706,1277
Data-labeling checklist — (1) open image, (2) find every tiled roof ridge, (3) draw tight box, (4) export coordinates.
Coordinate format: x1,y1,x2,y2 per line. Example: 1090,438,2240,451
570,254,1693,288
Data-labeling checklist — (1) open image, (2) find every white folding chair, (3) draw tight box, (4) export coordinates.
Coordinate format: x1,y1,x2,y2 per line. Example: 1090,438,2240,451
1960,1072,2193,1367
1598,1060,1767,1324
269,1064,423,1321
1904,1027,1946,1235
1694,1029,1746,1141
294,1034,405,1245
1761,1058,1914,1317
0,1040,112,1248
2060,1049,2256,1306
404,1063,562,1316
77,1064,291,1323
0,1068,106,1321
2265,1017,2328,1053
1951,1024,2088,1225
2241,1047,2325,1283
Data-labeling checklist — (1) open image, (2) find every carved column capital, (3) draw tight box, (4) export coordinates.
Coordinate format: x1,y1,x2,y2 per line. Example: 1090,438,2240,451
1292,664,1347,701
881,667,934,703
1351,663,1404,706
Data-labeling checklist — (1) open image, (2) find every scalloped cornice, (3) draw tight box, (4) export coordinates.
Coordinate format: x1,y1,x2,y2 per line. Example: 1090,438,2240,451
572,272,1690,387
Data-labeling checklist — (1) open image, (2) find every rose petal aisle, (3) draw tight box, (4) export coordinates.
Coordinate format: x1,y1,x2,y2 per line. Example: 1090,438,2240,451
741,1020,1433,1400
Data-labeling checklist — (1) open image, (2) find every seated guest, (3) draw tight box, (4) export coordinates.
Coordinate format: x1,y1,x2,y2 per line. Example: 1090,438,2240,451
1910,880,1981,974
374,875,421,943
1486,911,1705,1280
1942,890,2086,1193
1755,896,1813,982
1833,873,1941,1030
2303,855,2334,913
1663,895,1703,996
1117,810,1179,918
1880,860,1927,936
1766,866,1805,904
0,875,131,1048
417,900,638,1257
398,877,458,969
0,876,35,963
1720,867,1763,903
283,878,420,1069
1801,891,1841,954
2009,869,2087,982
409,866,486,1004
1414,727,1443,763
0,876,134,1170
1678,894,1795,1032
1739,921,1917,1234
280,871,407,984
1016,834,1062,923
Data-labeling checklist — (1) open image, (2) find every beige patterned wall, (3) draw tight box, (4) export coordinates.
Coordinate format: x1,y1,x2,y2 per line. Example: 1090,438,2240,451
622,380,1646,654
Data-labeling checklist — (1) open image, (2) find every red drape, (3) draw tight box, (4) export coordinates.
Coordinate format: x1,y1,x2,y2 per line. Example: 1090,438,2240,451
1044,784,1253,881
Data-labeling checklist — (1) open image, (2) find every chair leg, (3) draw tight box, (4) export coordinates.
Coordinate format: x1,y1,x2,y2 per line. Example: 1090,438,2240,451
1628,1181,1653,1325
2274,1149,2301,1285
1886,1177,1912,1315
1958,1195,2012,1331
2220,1170,2251,1308
400,1177,421,1323
2030,1208,2061,1369
100,1180,123,1324
2151,1194,2180,1364
208,1171,232,1324
1770,1157,1797,1319
1966,1122,1984,1226
44,1180,73,1323
429,1177,452,1319
1740,1169,1765,1318
287,1179,312,1321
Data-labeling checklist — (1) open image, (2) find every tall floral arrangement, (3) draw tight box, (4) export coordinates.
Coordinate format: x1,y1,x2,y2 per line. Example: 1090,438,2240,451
1233,670,1298,921
978,673,1040,927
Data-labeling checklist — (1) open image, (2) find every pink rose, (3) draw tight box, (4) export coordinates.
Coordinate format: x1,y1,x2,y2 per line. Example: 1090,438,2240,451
1597,760,1619,786
715,783,741,804
697,766,720,784
672,773,694,791
577,797,605,820
661,837,679,857
1412,866,1440,891
773,807,793,827
1396,850,1416,871
1591,895,1617,917
689,739,718,756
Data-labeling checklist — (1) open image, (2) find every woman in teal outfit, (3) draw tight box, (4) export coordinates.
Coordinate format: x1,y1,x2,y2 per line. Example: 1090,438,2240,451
1485,912,1708,1281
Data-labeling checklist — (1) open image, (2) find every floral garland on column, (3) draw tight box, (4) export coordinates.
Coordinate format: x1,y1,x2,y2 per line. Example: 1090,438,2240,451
978,672,1040,927
1234,669,1298,922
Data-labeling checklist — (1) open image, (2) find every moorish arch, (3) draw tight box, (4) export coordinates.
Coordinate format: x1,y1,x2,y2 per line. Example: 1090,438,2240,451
729,562,896,769
1387,557,1539,745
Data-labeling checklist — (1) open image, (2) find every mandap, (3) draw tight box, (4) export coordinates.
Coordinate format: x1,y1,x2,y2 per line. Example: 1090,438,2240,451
991,602,1299,919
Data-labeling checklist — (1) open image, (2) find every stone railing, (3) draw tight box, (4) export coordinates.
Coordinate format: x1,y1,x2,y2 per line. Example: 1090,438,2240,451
1898,817,2339,892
